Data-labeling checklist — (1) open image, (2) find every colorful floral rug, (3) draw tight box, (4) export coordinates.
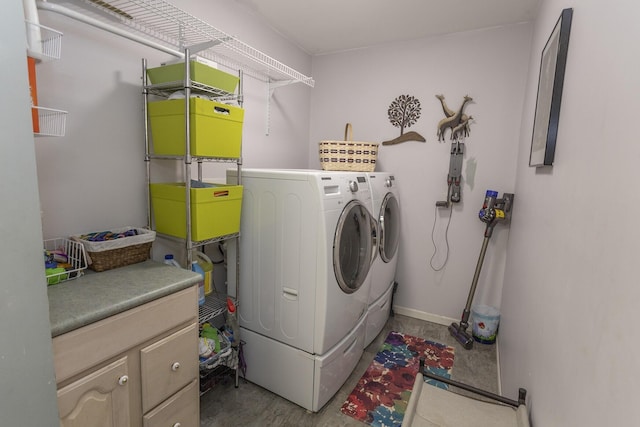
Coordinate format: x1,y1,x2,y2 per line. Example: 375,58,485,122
340,331,455,427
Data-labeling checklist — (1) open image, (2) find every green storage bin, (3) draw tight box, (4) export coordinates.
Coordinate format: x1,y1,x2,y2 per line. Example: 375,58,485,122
147,61,239,93
150,182,243,242
149,98,244,158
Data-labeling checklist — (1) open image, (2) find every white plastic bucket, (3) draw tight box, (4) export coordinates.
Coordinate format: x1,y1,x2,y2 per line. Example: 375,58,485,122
471,305,500,344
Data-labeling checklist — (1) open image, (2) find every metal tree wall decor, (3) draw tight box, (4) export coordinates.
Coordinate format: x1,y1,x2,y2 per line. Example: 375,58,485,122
382,94,426,145
436,94,474,142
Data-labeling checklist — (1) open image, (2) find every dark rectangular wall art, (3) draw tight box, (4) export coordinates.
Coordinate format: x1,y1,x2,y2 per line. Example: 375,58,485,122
529,8,573,167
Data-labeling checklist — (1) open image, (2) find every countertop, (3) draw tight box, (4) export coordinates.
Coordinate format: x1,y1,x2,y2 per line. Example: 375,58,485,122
48,260,201,337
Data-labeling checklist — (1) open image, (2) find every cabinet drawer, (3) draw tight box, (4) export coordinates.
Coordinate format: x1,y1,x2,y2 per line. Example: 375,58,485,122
141,323,198,413
143,379,199,427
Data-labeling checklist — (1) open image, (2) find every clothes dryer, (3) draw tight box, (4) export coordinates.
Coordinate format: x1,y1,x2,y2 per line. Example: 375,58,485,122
365,172,401,347
226,168,377,411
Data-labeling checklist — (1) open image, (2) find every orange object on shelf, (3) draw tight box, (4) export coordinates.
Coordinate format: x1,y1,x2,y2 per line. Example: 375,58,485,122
27,56,39,133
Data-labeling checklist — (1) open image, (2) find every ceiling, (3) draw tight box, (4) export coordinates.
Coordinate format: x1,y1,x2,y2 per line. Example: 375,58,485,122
233,0,541,55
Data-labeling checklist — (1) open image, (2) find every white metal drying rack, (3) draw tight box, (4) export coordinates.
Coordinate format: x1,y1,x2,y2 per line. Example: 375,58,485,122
36,0,315,87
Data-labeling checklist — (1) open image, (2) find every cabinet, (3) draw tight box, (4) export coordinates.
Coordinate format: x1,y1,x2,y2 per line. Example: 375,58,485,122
53,286,199,427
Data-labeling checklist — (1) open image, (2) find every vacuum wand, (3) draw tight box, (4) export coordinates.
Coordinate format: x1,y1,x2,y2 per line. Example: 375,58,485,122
449,190,514,349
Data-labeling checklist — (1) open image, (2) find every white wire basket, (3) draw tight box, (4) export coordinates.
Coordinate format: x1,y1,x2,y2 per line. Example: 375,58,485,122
199,328,232,369
44,238,88,285
33,107,68,137
25,21,63,62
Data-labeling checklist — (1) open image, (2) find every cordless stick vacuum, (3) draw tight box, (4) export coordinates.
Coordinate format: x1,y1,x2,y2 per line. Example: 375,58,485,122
449,190,514,349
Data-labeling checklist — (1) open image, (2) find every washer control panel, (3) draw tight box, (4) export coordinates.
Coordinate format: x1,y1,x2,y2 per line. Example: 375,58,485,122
384,175,395,188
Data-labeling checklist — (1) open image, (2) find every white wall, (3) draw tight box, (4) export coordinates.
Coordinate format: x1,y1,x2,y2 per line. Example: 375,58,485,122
310,24,533,321
500,0,640,424
35,0,312,242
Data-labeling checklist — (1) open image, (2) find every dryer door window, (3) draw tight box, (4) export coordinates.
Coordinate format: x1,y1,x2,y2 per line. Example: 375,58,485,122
379,193,400,263
334,200,376,294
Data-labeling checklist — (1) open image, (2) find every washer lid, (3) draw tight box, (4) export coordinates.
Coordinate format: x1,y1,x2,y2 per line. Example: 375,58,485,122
379,192,400,263
333,200,377,294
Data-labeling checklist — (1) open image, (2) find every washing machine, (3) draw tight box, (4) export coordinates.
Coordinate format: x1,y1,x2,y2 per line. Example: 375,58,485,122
226,168,377,411
364,172,401,347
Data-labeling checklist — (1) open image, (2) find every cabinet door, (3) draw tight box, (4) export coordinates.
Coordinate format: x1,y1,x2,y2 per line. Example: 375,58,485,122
140,323,198,413
57,357,130,427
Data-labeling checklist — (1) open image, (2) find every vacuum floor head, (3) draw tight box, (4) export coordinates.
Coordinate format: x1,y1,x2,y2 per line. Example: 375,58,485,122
448,322,473,349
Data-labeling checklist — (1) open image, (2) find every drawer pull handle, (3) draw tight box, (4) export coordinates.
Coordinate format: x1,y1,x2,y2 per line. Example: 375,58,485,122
171,362,181,371
118,375,128,386
172,423,181,427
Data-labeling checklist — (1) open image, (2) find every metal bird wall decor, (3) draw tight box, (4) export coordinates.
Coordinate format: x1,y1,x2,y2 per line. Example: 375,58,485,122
436,94,474,142
382,94,426,145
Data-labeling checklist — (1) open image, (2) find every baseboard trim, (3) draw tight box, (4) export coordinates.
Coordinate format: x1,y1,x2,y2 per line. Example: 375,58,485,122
392,305,457,327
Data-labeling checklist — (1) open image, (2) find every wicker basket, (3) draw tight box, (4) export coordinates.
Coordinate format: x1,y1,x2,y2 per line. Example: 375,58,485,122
319,123,378,172
73,227,156,272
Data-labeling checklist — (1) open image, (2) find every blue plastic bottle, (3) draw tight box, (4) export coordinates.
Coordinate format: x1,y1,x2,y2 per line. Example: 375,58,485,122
191,260,206,305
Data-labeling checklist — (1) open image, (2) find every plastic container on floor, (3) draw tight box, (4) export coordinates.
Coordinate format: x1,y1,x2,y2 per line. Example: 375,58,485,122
471,305,500,344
